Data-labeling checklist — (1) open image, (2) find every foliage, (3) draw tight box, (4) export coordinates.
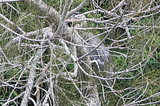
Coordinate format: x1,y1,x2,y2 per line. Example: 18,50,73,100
0,0,160,106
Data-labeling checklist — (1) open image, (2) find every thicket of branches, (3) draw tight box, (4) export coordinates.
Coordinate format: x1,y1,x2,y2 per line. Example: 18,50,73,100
0,0,160,106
